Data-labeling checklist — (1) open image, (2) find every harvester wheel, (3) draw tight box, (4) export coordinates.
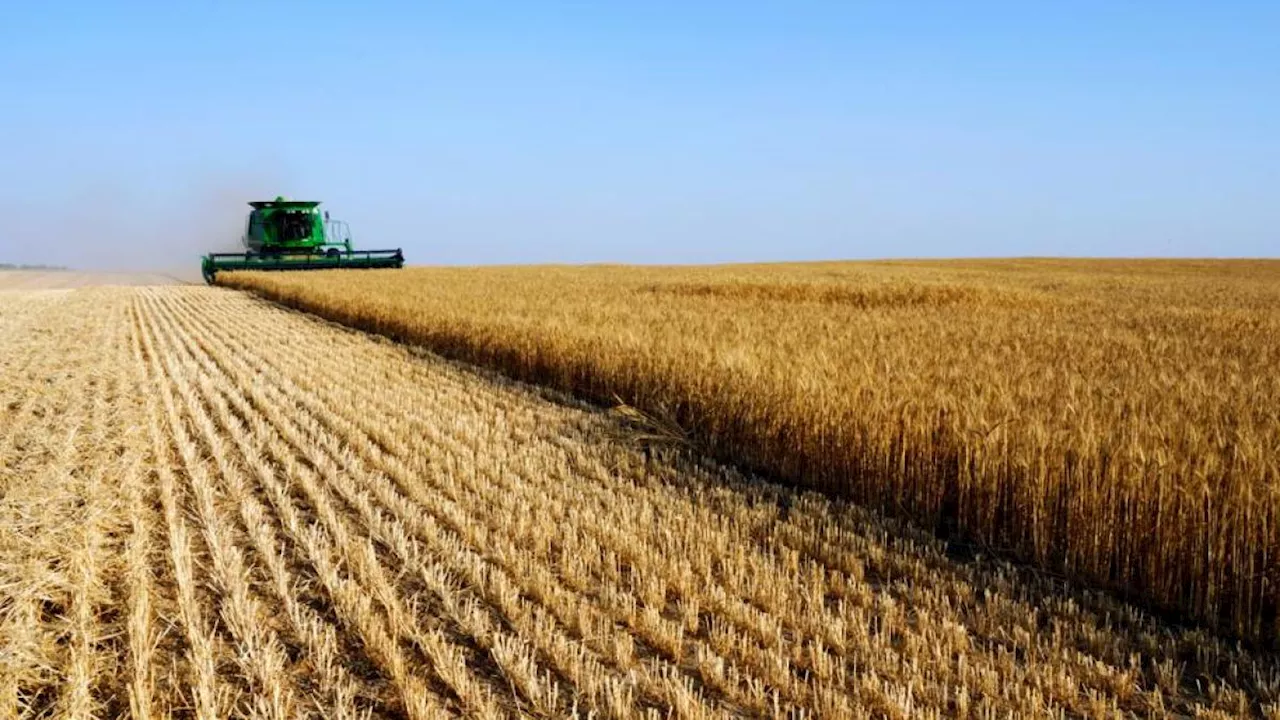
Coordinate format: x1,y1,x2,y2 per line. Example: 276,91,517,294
326,248,340,258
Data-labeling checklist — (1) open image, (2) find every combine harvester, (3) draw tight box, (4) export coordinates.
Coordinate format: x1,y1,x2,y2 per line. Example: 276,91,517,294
201,197,404,284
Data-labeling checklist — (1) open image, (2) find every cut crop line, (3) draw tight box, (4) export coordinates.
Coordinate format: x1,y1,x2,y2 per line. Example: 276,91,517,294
146,288,404,719
148,289,519,719
138,291,380,719
165,346,374,719
138,288,456,720
133,295,239,720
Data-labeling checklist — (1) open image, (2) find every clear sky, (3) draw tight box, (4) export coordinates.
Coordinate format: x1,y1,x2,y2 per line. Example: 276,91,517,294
1,1,1276,269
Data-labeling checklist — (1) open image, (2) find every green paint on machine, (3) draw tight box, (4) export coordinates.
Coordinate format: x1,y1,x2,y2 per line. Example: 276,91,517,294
201,197,404,283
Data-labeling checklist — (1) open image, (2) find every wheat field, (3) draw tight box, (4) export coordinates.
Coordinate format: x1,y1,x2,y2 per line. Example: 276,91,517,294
1,280,1278,718
219,260,1280,647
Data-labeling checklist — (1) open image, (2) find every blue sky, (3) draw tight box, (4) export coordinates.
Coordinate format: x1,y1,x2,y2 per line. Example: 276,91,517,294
0,1,1276,269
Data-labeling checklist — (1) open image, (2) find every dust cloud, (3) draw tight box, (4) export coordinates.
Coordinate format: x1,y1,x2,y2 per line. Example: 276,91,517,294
0,169,294,275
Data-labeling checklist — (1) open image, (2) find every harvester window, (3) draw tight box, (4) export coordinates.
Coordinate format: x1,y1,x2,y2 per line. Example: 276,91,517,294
275,212,312,242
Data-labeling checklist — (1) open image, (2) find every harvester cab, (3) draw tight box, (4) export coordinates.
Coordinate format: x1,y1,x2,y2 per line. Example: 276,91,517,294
201,197,404,284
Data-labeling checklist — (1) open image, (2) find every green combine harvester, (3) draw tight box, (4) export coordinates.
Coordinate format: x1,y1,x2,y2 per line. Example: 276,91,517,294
201,197,404,284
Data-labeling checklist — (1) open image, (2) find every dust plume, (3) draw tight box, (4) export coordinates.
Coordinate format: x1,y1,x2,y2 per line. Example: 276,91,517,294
0,168,295,276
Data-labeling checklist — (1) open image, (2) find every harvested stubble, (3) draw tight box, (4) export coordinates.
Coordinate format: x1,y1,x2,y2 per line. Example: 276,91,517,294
3,282,1280,718
219,259,1280,646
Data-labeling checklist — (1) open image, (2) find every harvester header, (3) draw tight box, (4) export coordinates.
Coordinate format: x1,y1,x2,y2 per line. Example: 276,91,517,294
201,196,404,283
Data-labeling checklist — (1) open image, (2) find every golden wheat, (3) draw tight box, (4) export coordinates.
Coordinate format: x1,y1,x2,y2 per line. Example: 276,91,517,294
221,259,1280,646
3,280,1280,718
